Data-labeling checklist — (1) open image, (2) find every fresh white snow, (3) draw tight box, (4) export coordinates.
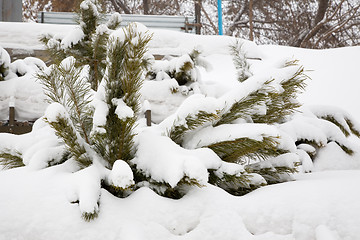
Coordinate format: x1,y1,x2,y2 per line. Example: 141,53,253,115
0,166,359,240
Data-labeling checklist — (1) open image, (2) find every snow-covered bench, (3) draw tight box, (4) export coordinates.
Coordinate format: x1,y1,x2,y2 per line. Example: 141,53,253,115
38,12,197,33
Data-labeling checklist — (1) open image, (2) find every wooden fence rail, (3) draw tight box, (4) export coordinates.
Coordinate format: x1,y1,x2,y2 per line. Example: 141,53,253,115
38,12,199,33
0,102,34,134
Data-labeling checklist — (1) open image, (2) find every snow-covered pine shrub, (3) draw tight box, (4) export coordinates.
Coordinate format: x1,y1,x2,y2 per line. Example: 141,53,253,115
10,57,47,77
147,47,211,87
310,106,360,138
38,57,94,169
0,46,11,81
280,105,360,165
40,0,122,91
36,22,152,220
161,54,309,194
0,47,46,81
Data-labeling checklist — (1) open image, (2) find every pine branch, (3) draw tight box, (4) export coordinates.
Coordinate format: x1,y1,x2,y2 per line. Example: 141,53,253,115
206,136,287,164
168,111,220,146
39,60,93,144
101,179,134,198
61,62,92,143
0,61,8,81
189,48,201,64
39,34,67,64
321,115,351,137
119,27,152,114
77,0,99,39
335,141,354,155
305,108,357,155
106,24,152,114
0,150,24,169
133,169,203,199
230,40,252,82
295,139,324,150
37,65,66,105
150,176,203,199
245,155,298,185
173,60,194,85
208,170,259,196
346,118,360,138
90,27,108,90
284,59,300,67
46,113,92,169
82,210,99,222
92,24,152,166
315,113,360,139
246,166,294,184
214,80,272,126
41,1,108,91
100,117,137,166
252,66,307,124
106,13,122,30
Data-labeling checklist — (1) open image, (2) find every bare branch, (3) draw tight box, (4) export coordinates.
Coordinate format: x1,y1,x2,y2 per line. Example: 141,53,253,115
200,3,218,34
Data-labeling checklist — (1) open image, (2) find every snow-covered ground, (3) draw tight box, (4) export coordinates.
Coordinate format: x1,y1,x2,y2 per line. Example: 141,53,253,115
1,166,359,240
259,45,360,121
1,21,360,240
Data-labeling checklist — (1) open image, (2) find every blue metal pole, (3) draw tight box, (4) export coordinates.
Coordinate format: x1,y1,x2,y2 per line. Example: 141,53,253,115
217,0,223,35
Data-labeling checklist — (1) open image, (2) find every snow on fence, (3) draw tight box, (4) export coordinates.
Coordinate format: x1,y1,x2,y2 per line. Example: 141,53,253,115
0,97,33,134
38,12,198,34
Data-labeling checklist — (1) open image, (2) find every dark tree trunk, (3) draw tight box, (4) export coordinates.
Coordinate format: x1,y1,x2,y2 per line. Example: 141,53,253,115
195,0,202,34
143,0,149,15
110,0,131,14
315,0,329,24
294,0,329,47
249,0,254,41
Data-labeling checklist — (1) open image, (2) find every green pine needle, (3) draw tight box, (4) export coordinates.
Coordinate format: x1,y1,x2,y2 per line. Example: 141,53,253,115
246,165,297,185
92,24,152,167
37,65,66,104
0,151,24,169
45,115,92,169
252,66,307,124
169,111,220,146
318,114,360,139
0,62,8,81
208,170,260,196
38,60,93,143
214,81,271,126
346,118,360,138
206,136,287,164
90,29,108,90
82,210,99,222
321,115,351,137
336,142,354,155
77,1,98,38
230,40,252,82
156,176,203,199
295,139,324,149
